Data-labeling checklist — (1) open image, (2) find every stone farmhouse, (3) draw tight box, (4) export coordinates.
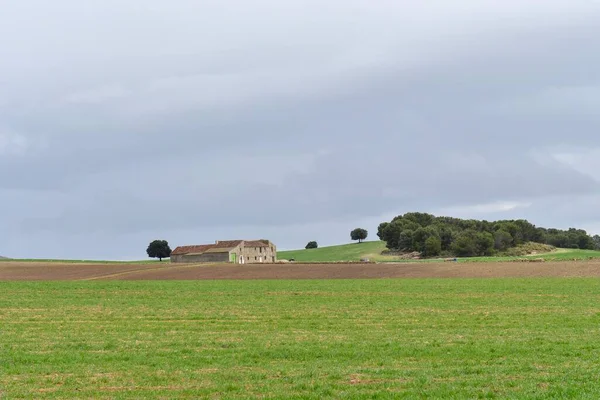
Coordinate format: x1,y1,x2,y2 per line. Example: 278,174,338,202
170,240,277,264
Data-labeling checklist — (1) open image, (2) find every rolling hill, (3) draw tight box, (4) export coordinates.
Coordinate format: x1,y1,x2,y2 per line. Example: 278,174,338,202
277,241,600,263
277,241,392,262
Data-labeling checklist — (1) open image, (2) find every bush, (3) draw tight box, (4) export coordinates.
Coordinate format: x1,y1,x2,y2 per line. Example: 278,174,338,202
305,241,318,249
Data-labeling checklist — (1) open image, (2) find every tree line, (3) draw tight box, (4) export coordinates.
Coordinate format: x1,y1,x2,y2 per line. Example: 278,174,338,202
377,212,600,258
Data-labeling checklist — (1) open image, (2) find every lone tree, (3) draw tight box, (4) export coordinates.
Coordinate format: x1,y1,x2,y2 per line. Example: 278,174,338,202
351,228,368,243
147,240,172,261
305,241,318,249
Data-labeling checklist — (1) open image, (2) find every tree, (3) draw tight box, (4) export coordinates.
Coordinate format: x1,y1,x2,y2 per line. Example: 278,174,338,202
147,240,172,261
305,241,318,249
403,212,435,227
494,230,513,251
437,225,455,251
411,226,440,253
593,235,600,250
475,232,495,256
398,229,416,251
377,222,389,240
451,231,478,257
351,228,368,243
423,236,442,257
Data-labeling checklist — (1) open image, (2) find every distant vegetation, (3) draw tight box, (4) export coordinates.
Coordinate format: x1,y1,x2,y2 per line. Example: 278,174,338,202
378,212,599,258
278,241,600,263
305,241,318,249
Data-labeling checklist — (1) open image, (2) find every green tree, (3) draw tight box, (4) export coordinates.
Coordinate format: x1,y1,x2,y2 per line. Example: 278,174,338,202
412,226,440,253
475,232,495,256
381,219,420,250
494,230,513,251
593,235,600,250
146,240,172,261
398,229,416,251
305,241,318,249
351,228,368,243
423,236,442,257
452,232,477,257
377,222,389,240
403,212,435,227
437,225,454,251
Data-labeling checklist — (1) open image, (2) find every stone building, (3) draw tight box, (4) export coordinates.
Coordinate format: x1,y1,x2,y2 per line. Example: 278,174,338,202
170,240,277,264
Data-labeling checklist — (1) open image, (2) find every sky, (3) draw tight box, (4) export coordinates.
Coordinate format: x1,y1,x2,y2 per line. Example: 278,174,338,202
2,1,600,260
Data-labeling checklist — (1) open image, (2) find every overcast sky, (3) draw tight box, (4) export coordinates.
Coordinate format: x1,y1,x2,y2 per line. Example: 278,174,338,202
2,1,600,259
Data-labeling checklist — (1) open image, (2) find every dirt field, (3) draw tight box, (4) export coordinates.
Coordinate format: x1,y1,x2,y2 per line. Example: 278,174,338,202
2,260,600,280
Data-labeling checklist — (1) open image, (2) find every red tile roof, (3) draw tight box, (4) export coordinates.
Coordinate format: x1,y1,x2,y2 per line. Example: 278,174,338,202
171,240,271,256
244,240,271,247
172,240,243,256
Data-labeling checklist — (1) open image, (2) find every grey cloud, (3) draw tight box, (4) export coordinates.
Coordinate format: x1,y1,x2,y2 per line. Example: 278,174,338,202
3,0,600,258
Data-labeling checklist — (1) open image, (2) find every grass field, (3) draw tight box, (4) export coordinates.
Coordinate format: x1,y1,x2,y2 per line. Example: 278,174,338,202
278,241,600,263
278,241,391,262
2,279,600,398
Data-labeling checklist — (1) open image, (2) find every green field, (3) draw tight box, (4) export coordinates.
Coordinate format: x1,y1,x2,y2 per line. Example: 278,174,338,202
2,279,600,398
278,241,600,263
278,241,391,262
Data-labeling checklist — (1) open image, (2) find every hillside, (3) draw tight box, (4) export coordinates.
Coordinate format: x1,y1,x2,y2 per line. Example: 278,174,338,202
278,241,390,262
277,241,600,263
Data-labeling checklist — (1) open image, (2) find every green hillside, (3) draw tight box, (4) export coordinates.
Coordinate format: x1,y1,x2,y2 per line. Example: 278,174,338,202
278,241,393,262
277,241,600,263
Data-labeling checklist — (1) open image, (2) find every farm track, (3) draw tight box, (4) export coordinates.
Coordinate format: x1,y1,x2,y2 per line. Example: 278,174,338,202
2,260,600,280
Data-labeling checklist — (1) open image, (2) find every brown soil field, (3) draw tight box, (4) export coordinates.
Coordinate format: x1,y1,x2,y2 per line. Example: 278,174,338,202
2,260,600,280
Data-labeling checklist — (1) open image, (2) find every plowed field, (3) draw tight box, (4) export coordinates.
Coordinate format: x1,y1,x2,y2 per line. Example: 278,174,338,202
2,260,600,280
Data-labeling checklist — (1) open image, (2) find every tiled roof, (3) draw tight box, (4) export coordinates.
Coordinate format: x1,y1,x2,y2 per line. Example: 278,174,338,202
172,240,243,256
172,240,273,256
245,240,271,247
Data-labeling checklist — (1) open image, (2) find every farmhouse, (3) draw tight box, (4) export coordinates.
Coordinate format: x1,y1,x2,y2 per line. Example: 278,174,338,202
170,240,277,264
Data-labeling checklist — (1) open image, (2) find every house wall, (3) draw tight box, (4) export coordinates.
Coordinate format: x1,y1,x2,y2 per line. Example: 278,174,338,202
240,243,277,263
170,254,185,263
171,252,230,263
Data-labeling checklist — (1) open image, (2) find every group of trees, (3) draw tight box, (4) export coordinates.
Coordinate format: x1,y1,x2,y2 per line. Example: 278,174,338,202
377,212,599,258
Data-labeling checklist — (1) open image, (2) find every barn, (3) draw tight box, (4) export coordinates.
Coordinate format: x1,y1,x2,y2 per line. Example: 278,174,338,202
170,240,277,264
